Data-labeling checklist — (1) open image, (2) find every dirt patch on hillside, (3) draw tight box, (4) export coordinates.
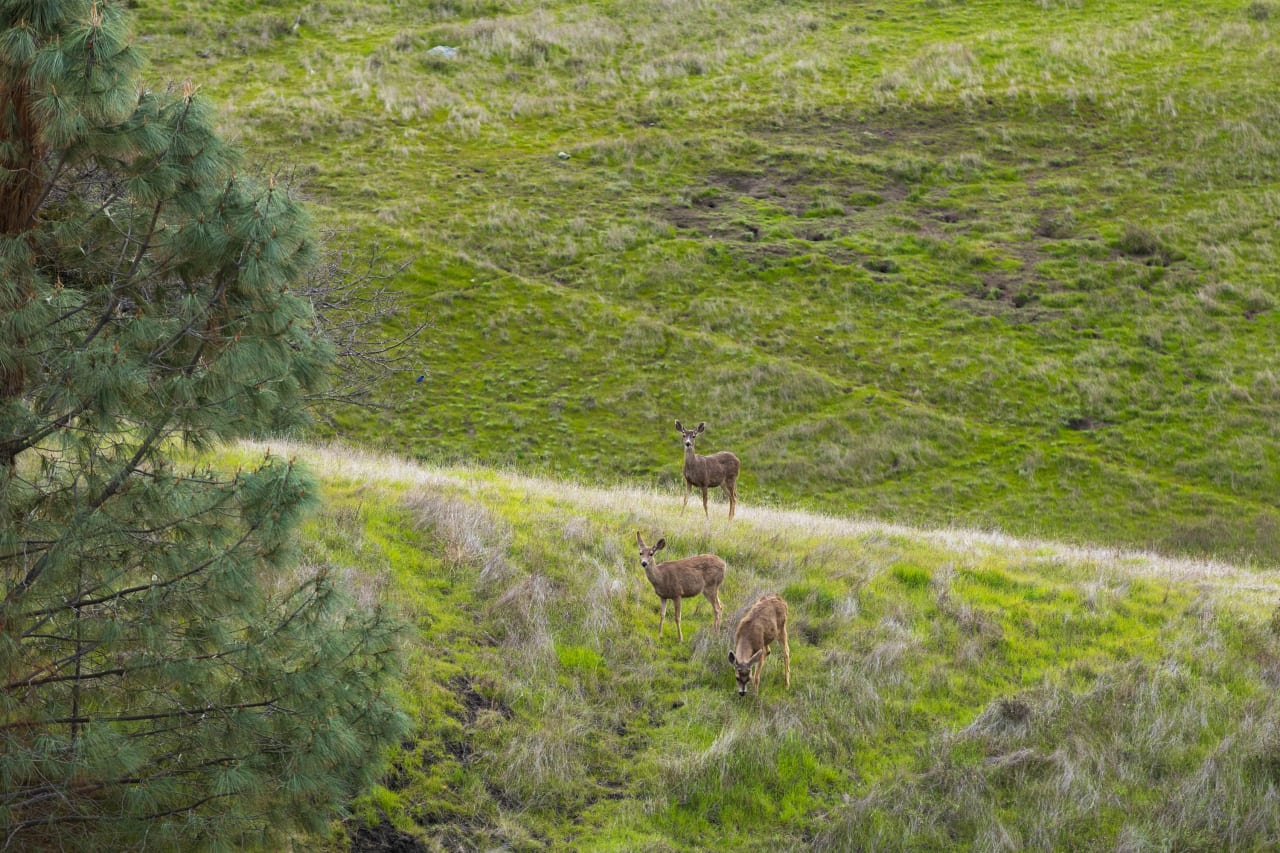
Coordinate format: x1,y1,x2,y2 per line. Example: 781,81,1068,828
448,673,512,726
657,105,991,252
349,816,429,853
656,101,1150,316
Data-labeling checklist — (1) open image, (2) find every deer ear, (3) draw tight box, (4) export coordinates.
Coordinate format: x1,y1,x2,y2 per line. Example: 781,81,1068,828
654,538,666,552
748,649,764,665
674,420,684,431
636,530,644,547
728,651,737,664
696,422,706,433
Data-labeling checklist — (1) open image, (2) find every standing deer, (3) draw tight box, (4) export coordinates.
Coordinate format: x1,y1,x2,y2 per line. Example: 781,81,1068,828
635,531,725,641
675,420,740,520
728,594,790,696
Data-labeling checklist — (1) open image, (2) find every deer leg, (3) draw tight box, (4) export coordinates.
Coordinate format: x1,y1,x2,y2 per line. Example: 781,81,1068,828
658,599,668,639
700,486,709,518
781,627,791,688
674,597,685,641
707,590,722,632
727,480,737,520
755,646,769,691
682,479,691,512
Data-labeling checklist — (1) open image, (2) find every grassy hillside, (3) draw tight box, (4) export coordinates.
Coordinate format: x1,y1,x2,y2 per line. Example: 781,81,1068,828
112,2,1280,845
271,440,1280,850
133,0,1280,562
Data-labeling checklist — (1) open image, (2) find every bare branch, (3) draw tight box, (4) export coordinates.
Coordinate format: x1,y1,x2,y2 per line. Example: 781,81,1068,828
299,234,427,412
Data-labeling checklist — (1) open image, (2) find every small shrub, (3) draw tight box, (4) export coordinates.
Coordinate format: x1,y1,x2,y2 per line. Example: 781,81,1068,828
882,154,935,183
862,257,898,274
1246,2,1276,20
804,194,846,218
1240,286,1276,318
1035,208,1077,238
1115,223,1182,265
848,191,884,207
1116,223,1161,255
391,31,419,51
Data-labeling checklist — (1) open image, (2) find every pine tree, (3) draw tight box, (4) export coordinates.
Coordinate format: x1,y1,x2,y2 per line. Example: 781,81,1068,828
0,2,408,849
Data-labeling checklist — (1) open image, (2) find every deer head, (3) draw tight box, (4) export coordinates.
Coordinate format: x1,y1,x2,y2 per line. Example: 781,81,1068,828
674,420,706,450
636,532,666,569
728,649,763,696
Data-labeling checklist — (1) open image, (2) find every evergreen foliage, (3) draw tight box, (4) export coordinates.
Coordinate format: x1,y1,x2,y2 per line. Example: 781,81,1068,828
0,1,408,849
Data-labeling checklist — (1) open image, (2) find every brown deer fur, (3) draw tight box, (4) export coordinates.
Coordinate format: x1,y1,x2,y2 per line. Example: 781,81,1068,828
675,420,740,520
728,594,790,695
636,531,725,641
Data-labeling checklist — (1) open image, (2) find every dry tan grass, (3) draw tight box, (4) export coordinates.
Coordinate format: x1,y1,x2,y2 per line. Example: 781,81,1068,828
256,440,1280,604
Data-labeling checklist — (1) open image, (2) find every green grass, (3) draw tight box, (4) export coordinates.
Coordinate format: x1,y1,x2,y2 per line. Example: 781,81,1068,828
131,0,1280,565
116,1,1280,844
274,441,1280,850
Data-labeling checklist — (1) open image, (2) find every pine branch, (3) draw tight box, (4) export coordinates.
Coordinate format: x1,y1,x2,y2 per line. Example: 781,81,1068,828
4,417,172,605
0,697,284,731
5,255,250,607
18,497,256,622
3,642,250,691
0,398,94,465
20,148,69,232
3,793,237,851
1,748,258,810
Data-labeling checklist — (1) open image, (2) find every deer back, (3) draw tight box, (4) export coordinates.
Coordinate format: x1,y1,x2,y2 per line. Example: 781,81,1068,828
649,554,726,599
684,449,741,487
733,594,787,658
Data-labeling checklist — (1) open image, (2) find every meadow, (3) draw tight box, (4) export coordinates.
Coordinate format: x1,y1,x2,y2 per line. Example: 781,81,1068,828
135,0,1280,563
282,441,1280,850
122,0,1280,847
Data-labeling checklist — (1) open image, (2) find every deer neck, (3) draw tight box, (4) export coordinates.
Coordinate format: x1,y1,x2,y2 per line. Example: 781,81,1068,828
733,631,759,661
644,561,662,588
683,445,703,475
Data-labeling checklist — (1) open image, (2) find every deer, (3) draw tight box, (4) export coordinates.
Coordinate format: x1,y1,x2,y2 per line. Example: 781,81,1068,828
674,420,740,520
728,593,790,696
635,531,725,641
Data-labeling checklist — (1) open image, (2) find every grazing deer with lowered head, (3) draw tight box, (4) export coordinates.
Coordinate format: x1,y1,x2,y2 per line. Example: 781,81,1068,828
675,420,740,520
636,531,725,641
729,594,790,696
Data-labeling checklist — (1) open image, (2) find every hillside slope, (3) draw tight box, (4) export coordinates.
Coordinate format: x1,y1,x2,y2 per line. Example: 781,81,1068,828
135,0,1280,562
279,441,1280,850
